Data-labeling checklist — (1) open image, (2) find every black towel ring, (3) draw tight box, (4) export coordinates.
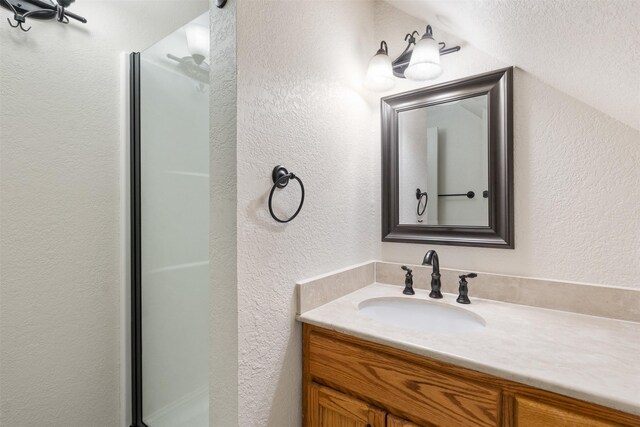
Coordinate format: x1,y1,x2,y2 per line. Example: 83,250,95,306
416,188,428,216
268,165,305,223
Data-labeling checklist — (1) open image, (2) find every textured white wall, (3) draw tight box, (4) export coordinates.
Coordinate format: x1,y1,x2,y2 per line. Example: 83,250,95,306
209,0,238,425
0,2,207,425
236,0,378,424
375,1,640,289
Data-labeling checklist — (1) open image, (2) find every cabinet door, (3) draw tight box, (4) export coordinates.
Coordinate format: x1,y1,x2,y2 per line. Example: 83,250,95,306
307,326,500,426
513,396,619,427
307,383,386,427
387,414,422,427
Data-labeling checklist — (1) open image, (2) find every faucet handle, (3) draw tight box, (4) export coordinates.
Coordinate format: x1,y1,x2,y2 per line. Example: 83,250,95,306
401,266,415,295
457,273,477,304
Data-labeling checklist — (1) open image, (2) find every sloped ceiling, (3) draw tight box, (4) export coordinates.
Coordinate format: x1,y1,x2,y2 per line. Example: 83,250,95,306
383,0,640,130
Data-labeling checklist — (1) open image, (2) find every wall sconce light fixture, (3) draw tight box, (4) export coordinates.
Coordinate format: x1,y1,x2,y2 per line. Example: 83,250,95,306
167,23,210,88
364,41,395,92
365,25,460,91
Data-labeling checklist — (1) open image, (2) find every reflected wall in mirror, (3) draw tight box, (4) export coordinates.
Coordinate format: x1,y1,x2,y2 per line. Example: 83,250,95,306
398,95,489,226
382,67,513,248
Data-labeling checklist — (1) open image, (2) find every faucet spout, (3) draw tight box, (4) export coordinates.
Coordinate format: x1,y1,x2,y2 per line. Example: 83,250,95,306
422,249,443,299
422,250,439,273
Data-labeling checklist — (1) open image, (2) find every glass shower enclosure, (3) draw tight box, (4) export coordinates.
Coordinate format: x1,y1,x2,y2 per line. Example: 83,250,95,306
130,11,209,427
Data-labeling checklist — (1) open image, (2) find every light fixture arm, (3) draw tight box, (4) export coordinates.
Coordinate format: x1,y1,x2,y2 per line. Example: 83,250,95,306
406,31,419,45
391,31,419,78
438,42,461,56
377,40,389,55
425,25,434,37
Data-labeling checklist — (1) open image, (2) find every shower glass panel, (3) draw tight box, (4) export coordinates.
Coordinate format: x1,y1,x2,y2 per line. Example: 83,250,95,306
137,11,209,427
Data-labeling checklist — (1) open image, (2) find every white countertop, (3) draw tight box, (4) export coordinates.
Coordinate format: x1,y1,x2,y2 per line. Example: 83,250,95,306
297,283,640,416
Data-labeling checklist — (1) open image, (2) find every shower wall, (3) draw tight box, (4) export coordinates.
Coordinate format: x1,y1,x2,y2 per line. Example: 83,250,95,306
139,12,210,427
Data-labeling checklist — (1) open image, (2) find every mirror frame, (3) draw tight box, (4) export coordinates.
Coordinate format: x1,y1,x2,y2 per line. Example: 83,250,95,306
381,67,514,248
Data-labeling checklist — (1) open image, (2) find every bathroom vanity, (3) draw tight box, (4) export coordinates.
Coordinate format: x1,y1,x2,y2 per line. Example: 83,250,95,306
303,324,639,426
297,264,640,427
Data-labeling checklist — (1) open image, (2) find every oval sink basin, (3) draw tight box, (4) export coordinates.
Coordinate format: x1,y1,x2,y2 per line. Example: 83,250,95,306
358,297,485,334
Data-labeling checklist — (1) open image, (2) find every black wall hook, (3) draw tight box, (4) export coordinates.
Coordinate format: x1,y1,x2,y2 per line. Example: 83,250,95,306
7,12,29,31
268,165,305,223
1,0,86,32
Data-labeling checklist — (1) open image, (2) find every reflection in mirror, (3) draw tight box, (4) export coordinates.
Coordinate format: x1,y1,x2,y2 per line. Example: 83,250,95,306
398,95,489,226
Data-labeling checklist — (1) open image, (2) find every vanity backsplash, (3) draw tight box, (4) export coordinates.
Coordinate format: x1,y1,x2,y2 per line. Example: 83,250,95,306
297,261,640,322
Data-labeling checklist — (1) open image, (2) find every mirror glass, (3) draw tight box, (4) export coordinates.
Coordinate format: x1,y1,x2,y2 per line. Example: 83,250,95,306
398,95,489,226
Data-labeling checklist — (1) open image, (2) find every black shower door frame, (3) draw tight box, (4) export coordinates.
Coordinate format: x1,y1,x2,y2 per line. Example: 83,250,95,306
129,51,147,427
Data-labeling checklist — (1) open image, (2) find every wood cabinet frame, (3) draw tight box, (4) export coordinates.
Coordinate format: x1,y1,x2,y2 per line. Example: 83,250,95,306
303,324,639,426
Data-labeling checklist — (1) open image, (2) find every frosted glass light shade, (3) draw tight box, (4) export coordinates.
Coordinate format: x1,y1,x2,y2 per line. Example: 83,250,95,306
185,24,209,63
404,35,442,81
365,52,395,91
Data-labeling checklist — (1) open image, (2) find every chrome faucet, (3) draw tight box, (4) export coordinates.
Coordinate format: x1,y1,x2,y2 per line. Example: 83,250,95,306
422,250,443,299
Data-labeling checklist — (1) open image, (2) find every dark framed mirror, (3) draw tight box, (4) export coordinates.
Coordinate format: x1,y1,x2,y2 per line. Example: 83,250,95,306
381,67,513,248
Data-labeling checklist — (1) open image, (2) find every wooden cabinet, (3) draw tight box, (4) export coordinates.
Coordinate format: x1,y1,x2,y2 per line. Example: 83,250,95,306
513,396,620,427
306,383,423,427
387,415,421,427
305,324,498,426
303,324,640,427
307,383,385,427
